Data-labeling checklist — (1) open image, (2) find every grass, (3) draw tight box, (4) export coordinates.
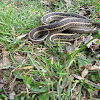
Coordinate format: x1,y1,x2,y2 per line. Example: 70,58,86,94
0,0,100,99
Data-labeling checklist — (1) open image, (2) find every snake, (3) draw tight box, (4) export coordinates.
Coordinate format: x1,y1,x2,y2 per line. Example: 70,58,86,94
28,12,100,45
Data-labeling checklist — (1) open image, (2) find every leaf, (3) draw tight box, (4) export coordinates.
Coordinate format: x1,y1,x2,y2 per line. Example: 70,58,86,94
0,48,11,69
13,55,25,63
8,91,15,100
82,35,100,52
84,63,100,71
91,75,96,81
27,94,36,99
97,40,100,45
77,56,95,68
78,56,87,68
81,68,88,78
38,93,49,100
24,75,33,85
31,87,47,93
57,84,61,100
29,81,47,93
15,34,27,40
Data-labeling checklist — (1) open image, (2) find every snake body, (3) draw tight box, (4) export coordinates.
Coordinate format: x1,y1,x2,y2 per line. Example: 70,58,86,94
28,12,100,45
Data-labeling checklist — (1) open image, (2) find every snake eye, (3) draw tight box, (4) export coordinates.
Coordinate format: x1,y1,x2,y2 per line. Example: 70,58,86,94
56,29,59,31
72,36,75,39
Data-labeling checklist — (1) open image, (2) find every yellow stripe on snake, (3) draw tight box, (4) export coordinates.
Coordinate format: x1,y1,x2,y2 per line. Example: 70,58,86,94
28,12,100,45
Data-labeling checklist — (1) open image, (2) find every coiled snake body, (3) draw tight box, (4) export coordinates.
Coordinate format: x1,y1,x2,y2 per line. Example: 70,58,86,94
28,12,100,45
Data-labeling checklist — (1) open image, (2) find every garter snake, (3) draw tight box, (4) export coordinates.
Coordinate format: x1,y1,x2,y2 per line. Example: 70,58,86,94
28,12,100,45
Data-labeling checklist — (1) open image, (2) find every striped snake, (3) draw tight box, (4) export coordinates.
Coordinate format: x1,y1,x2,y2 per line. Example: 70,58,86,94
28,12,100,45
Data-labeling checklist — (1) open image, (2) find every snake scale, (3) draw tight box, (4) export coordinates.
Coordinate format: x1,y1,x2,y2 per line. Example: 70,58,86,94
28,12,100,45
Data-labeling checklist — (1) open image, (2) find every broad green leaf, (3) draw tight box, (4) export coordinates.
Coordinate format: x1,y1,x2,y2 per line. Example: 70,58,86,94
38,93,49,100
